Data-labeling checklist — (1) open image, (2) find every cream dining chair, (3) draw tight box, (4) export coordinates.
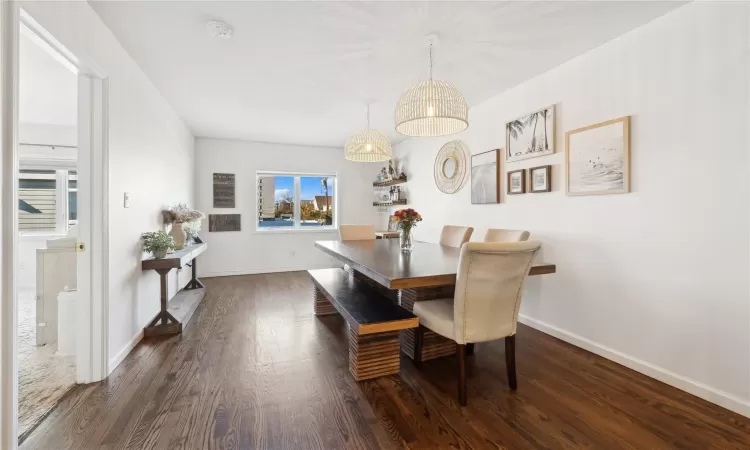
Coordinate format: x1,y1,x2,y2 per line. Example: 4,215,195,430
412,240,542,405
439,225,474,248
339,224,375,241
484,228,530,243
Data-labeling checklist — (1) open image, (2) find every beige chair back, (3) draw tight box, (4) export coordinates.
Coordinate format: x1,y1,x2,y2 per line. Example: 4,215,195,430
339,224,375,241
439,225,474,248
484,228,530,243
453,241,541,344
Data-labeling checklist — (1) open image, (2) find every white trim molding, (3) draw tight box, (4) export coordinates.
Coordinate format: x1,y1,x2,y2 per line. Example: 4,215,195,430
201,263,341,279
518,314,750,418
108,330,142,375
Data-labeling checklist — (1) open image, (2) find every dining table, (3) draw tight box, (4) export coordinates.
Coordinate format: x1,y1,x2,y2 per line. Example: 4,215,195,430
315,239,556,361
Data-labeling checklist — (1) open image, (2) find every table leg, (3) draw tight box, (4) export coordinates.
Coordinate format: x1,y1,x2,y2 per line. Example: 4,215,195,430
349,328,400,381
145,268,182,337
313,285,338,316
400,285,456,361
184,257,205,290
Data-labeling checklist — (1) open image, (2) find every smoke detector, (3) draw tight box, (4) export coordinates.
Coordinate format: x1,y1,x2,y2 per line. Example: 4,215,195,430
206,21,233,39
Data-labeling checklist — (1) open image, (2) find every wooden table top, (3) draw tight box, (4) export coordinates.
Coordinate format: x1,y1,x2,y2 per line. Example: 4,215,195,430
141,242,207,271
315,239,555,290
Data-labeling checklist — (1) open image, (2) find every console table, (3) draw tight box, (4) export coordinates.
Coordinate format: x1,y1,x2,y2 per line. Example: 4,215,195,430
141,242,207,337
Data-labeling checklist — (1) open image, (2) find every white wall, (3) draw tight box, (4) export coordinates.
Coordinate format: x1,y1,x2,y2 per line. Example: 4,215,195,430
195,138,380,276
394,3,750,416
20,2,196,368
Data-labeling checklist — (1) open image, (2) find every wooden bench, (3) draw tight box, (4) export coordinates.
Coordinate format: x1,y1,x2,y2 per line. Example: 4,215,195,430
308,268,418,381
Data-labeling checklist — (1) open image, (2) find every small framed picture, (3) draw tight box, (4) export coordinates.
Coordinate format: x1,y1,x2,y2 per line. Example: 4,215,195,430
507,169,526,195
529,165,552,193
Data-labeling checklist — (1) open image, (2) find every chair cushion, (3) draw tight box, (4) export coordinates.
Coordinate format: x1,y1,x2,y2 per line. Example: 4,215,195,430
412,298,455,340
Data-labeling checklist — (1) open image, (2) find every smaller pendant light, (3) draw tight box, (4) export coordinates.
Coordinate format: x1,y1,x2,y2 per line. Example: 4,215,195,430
394,39,469,137
344,104,393,162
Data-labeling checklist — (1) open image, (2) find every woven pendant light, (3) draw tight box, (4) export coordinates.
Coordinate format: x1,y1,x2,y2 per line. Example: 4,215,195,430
344,104,392,162
395,42,468,137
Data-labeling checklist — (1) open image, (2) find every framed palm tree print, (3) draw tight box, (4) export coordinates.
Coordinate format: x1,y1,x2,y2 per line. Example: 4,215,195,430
506,104,555,162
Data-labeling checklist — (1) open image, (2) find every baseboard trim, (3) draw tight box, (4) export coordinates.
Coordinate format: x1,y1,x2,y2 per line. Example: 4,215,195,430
108,329,143,375
518,314,750,418
201,264,341,278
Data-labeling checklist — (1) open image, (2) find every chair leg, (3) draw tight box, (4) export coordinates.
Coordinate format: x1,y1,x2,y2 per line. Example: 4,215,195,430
457,344,467,405
505,335,517,390
466,343,475,356
414,325,425,368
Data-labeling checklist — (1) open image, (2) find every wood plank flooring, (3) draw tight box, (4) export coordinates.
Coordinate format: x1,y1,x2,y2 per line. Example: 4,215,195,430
21,272,750,449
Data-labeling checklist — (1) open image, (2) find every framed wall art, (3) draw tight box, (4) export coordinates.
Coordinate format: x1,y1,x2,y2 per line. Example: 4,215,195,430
507,169,526,195
566,116,630,196
209,214,241,232
471,149,501,204
506,104,555,162
529,165,552,193
213,173,236,208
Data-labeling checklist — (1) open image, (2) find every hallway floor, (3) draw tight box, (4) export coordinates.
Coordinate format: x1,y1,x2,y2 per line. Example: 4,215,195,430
21,272,750,449
18,288,76,438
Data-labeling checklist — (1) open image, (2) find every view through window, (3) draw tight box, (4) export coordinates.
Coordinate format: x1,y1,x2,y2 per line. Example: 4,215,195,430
18,168,77,233
257,173,336,229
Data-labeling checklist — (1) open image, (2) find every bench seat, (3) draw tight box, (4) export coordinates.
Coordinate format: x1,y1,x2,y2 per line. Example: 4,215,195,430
308,268,418,380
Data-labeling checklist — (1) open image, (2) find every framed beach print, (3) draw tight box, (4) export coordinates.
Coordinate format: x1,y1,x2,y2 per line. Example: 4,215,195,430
471,149,501,204
506,104,555,163
566,116,630,196
507,169,526,195
529,165,552,193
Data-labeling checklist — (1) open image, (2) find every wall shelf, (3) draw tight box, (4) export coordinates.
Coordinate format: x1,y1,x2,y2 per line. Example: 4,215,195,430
373,177,407,187
373,199,407,206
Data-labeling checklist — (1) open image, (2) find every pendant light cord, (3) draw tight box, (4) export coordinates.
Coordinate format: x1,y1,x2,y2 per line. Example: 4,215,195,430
366,103,371,129
429,43,433,80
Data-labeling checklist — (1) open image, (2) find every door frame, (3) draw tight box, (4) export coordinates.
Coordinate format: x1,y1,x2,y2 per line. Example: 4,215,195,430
1,4,110,447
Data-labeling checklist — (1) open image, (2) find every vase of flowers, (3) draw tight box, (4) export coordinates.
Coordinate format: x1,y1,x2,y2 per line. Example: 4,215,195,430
391,208,422,251
162,203,205,250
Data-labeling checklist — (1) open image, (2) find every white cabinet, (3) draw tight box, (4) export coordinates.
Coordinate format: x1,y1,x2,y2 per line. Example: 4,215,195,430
35,247,76,346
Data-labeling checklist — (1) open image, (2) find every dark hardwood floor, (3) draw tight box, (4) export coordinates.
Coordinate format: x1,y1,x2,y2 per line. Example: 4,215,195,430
21,272,750,449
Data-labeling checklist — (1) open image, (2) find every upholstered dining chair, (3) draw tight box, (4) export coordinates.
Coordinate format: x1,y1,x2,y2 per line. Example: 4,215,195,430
484,228,530,243
439,225,474,248
339,224,375,241
412,240,542,405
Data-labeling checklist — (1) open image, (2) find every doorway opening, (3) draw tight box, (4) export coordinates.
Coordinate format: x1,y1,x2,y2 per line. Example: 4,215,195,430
16,22,80,437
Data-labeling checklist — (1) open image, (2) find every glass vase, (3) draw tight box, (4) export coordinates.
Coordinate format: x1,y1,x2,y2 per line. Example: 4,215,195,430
400,228,413,251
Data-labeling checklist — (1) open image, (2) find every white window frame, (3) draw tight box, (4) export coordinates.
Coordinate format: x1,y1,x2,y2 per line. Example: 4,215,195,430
255,171,338,233
17,165,74,236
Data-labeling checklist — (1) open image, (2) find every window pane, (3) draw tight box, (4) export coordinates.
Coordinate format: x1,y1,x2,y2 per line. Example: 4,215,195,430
300,176,334,227
68,190,77,222
18,170,56,232
257,175,294,228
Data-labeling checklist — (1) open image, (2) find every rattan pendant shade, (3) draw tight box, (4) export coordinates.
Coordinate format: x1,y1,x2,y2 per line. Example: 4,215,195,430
344,105,392,162
394,43,468,137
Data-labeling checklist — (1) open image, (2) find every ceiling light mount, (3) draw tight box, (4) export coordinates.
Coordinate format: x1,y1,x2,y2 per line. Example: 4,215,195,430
206,21,233,39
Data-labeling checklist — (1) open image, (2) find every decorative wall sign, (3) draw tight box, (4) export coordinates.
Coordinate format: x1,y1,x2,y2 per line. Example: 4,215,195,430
506,104,555,162
471,149,501,204
529,165,552,193
507,169,526,195
434,140,469,194
213,173,236,208
566,116,630,196
209,214,241,232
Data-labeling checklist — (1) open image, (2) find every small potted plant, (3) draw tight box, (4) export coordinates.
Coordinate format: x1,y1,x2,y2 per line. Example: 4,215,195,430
142,230,174,259
391,208,422,251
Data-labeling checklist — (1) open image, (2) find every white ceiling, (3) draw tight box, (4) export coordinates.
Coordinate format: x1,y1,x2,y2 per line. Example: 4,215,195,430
90,1,684,147
19,31,77,127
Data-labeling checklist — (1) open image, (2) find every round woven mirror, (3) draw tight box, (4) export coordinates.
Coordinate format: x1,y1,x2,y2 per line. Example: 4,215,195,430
434,140,469,194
